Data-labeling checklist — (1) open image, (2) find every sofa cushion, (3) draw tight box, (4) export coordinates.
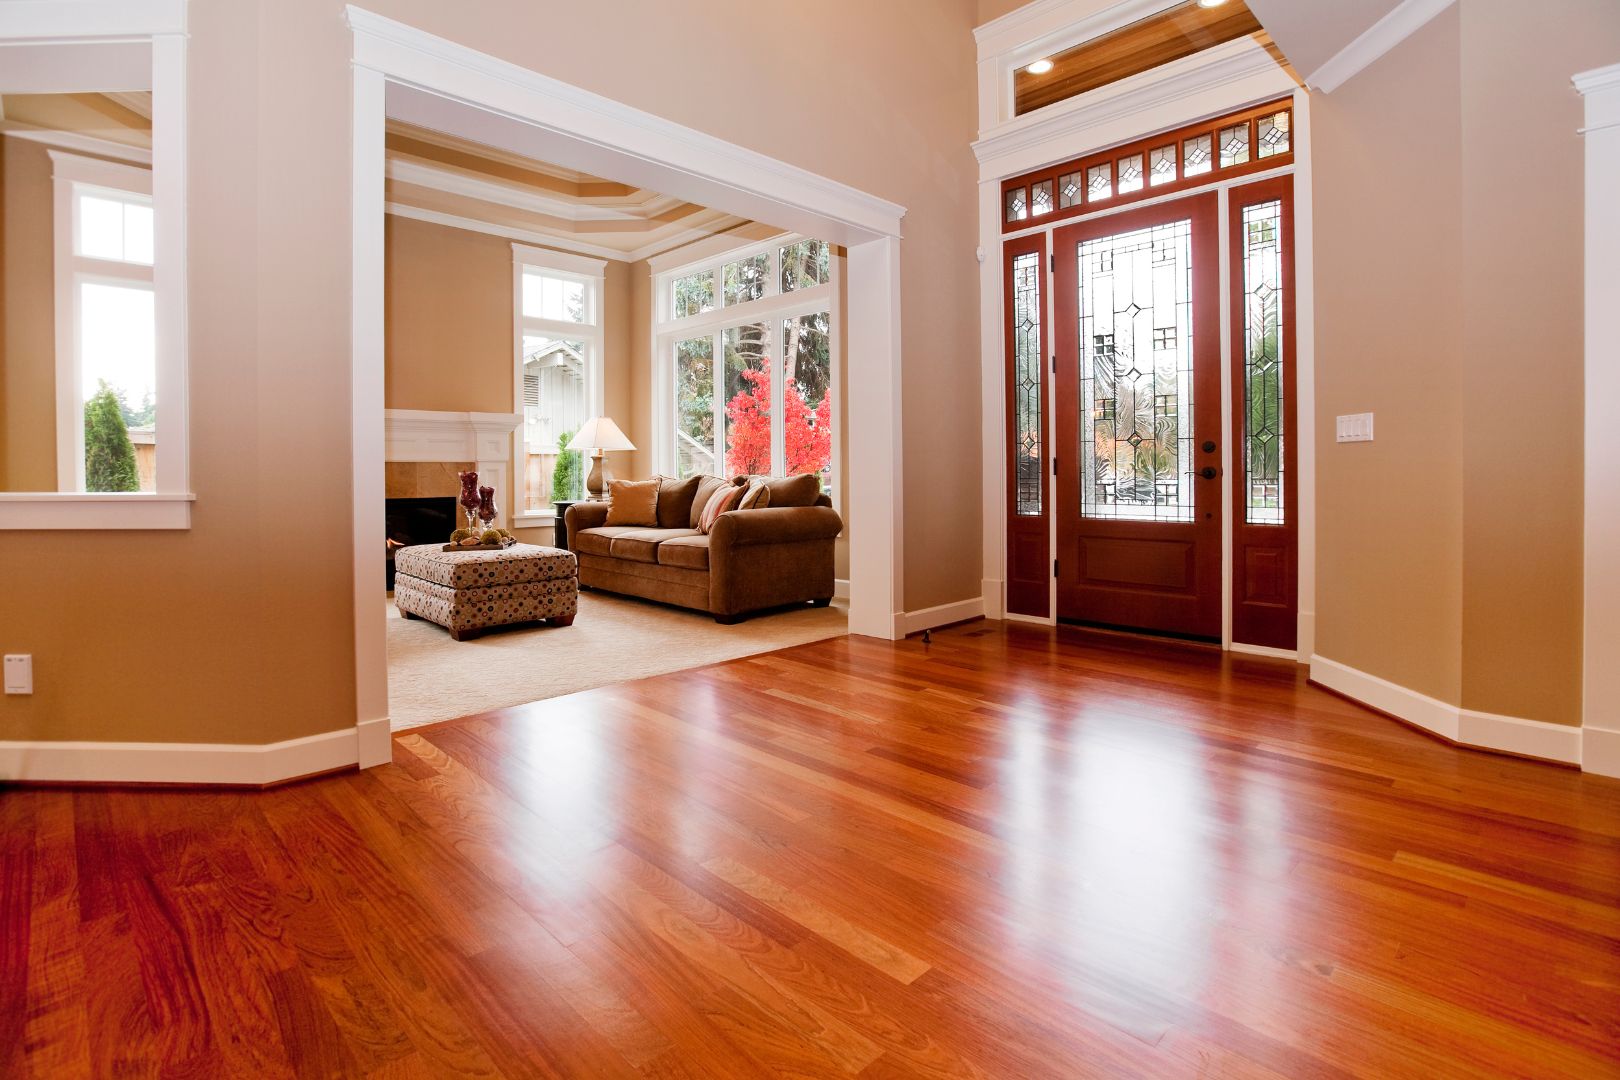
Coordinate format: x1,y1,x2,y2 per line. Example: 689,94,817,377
697,485,742,534
653,475,701,529
737,482,772,511
733,473,821,508
608,528,700,564
572,526,650,558
689,474,740,528
657,533,711,570
605,479,660,526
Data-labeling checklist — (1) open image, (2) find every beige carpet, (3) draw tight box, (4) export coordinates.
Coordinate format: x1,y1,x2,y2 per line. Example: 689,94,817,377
386,591,847,730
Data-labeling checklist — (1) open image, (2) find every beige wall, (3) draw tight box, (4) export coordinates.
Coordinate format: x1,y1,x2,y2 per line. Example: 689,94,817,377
1,137,59,492
1312,0,1620,726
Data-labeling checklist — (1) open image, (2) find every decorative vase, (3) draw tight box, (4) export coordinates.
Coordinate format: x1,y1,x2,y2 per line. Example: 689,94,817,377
477,485,498,529
457,470,482,533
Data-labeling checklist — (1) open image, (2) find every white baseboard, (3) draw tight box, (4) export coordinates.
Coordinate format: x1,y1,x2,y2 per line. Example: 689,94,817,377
833,577,851,601
1583,727,1620,779
1309,654,1593,769
0,720,387,785
1230,642,1299,661
897,596,986,637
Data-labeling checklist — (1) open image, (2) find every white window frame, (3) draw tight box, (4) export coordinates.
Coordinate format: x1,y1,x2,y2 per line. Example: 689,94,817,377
651,233,841,503
51,152,155,493
510,243,605,526
0,13,190,529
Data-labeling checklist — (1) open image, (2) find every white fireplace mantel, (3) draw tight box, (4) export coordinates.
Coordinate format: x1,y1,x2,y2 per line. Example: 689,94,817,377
384,409,522,529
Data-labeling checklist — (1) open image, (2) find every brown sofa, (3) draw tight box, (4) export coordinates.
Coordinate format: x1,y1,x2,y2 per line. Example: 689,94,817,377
564,474,842,622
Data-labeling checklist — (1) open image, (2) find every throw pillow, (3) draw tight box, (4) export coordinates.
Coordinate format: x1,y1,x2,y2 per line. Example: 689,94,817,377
737,483,772,511
689,474,742,529
605,479,660,526
696,484,742,534
733,473,820,508
653,474,701,528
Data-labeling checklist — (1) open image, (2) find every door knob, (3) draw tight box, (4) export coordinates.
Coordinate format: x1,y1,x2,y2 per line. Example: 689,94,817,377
1201,440,1217,453
1199,466,1218,479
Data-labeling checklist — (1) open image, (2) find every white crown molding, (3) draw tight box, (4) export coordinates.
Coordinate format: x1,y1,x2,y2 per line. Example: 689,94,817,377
1308,655,1598,769
1574,62,1620,96
388,156,684,223
974,36,1294,182
0,720,388,785
644,228,788,274
386,201,634,262
384,409,522,463
345,6,906,242
3,122,151,164
1304,0,1455,94
0,0,184,39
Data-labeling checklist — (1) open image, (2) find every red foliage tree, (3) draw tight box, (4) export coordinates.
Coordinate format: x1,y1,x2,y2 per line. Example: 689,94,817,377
724,360,831,479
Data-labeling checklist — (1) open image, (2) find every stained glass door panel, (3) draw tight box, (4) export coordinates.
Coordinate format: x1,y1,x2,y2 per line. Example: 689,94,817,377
1052,194,1222,639
1004,234,1050,618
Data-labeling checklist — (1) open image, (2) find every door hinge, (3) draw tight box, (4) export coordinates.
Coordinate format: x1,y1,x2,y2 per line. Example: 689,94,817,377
1049,253,1055,273
1051,457,1058,476
1050,354,1056,374
1053,558,1059,579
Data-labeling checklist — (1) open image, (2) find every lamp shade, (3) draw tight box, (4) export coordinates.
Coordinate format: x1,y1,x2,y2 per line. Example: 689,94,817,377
571,415,636,452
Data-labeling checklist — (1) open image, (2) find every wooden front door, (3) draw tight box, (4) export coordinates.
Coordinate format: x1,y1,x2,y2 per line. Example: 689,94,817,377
1052,193,1222,638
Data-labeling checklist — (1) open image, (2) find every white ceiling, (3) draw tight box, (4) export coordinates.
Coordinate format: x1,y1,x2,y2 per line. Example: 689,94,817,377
1246,0,1404,80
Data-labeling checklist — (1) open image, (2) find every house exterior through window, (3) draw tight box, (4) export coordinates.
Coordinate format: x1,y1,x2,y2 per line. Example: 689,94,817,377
512,245,605,517
653,235,838,497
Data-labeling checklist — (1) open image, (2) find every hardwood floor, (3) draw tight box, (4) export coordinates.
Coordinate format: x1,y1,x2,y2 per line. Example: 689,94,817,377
5,621,1619,1078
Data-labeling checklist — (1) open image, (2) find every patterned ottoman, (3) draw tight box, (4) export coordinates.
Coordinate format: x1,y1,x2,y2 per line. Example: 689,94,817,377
393,543,578,641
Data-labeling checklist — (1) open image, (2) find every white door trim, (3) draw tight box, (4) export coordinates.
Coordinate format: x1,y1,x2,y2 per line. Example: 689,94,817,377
346,7,908,768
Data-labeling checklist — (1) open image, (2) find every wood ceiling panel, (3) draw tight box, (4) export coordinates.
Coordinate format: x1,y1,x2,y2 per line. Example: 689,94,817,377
1014,0,1283,116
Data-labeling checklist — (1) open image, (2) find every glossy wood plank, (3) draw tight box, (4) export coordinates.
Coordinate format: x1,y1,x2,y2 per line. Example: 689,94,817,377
5,621,1619,1077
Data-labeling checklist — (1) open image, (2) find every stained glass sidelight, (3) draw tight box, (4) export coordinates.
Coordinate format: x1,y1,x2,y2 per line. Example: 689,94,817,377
1012,251,1043,516
1183,133,1213,177
1117,153,1144,194
1256,110,1291,158
1059,172,1082,208
1241,200,1285,524
1031,179,1053,216
1076,219,1196,522
1087,163,1112,201
1219,122,1250,168
1149,145,1176,186
1006,186,1027,223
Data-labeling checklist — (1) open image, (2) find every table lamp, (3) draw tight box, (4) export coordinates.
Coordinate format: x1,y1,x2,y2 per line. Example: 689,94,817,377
572,416,636,501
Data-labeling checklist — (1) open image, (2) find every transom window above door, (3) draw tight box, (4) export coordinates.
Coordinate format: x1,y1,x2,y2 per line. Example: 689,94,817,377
1000,100,1292,230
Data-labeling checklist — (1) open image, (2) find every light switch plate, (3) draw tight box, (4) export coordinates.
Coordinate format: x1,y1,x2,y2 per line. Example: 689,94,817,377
1336,413,1374,443
4,654,32,694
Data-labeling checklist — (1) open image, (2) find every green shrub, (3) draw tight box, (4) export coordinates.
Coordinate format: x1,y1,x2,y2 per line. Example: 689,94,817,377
551,428,582,503
84,381,139,492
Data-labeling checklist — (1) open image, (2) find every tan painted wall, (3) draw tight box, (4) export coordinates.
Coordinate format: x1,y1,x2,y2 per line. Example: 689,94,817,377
1312,0,1620,726
1456,0,1620,726
1,137,59,492
1312,7,1466,705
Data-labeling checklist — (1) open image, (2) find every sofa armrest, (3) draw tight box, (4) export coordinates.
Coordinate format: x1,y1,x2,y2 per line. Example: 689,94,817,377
709,505,843,548
565,502,610,533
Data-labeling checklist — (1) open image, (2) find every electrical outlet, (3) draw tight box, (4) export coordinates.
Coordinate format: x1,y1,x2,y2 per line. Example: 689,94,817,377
1336,413,1374,443
4,655,32,695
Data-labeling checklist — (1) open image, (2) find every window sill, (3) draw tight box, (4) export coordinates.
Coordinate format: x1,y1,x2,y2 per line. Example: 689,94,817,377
510,510,557,528
0,492,195,530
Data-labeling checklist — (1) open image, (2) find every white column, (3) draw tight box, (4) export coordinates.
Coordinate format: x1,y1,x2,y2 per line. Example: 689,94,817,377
977,179,1007,619
846,236,904,640
1577,63,1620,777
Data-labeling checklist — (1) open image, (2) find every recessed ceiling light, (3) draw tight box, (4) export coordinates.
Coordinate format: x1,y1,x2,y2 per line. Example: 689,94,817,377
1026,59,1054,75
1197,0,1229,7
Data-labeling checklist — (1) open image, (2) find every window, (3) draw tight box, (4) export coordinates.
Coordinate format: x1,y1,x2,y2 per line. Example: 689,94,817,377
655,236,838,496
513,246,605,517
52,154,157,493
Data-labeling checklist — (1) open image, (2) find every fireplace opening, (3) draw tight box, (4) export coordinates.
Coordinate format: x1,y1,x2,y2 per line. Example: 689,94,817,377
385,496,458,590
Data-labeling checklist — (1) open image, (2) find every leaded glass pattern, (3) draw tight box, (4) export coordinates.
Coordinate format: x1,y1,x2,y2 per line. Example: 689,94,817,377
1117,153,1144,194
1059,172,1082,208
1241,200,1285,524
1006,186,1027,223
1087,163,1112,201
1030,180,1053,217
1219,123,1250,168
1183,134,1212,177
1149,145,1176,186
1076,220,1195,522
1256,110,1290,159
1012,251,1043,516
